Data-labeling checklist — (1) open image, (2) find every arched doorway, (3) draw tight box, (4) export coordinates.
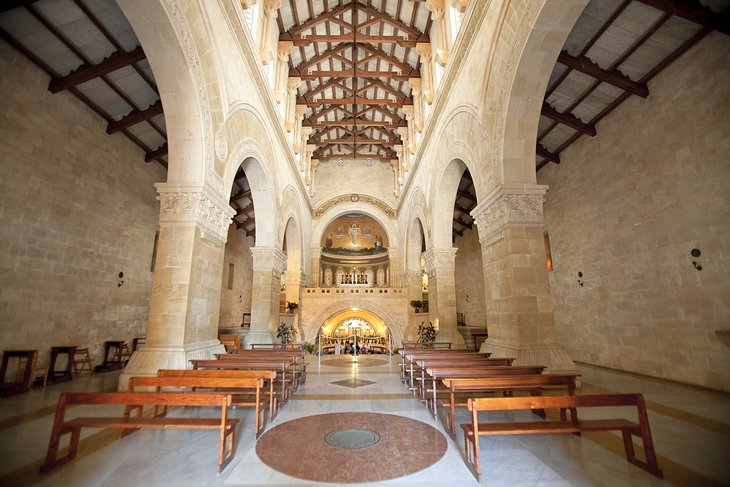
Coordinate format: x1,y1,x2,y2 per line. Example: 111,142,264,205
317,308,393,355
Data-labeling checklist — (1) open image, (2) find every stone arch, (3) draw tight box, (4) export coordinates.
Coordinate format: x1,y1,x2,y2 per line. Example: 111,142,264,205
303,299,404,346
431,158,470,249
483,0,588,183
222,105,278,192
311,203,397,252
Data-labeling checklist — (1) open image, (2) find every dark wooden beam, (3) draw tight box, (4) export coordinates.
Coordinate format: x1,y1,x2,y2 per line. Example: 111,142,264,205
452,227,464,238
144,142,167,162
541,102,596,136
287,2,353,36
454,217,472,229
230,188,252,203
456,189,477,203
305,119,407,128
106,101,163,134
358,43,416,74
297,97,410,107
287,34,426,47
557,50,649,98
294,43,354,74
48,46,146,93
633,0,730,36
320,138,396,146
300,70,419,81
355,1,424,39
0,0,39,14
537,143,561,164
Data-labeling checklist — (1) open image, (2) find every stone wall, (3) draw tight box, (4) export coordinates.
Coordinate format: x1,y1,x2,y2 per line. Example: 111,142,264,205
311,159,396,207
539,33,730,391
218,226,255,328
454,227,487,329
0,41,166,366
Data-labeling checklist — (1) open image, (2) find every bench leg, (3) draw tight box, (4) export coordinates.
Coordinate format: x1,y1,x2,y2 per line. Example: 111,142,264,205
40,425,81,473
218,423,236,473
621,429,664,478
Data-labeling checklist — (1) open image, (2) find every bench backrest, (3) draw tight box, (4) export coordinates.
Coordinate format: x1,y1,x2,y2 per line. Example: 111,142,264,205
158,369,276,380
128,376,263,392
444,373,580,390
214,354,295,364
57,391,232,408
417,358,515,367
190,359,288,369
427,366,546,377
468,393,643,412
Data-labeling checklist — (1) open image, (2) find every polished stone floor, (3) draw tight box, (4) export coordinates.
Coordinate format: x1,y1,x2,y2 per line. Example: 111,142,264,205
0,354,728,486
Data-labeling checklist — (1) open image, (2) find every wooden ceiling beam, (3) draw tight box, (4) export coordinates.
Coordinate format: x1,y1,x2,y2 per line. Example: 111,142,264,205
633,0,730,36
537,143,561,164
305,120,407,128
358,43,416,74
297,97,409,107
541,102,596,136
354,1,424,39
286,34,425,48
295,42,353,74
106,101,163,134
361,79,408,101
144,142,167,162
0,0,40,14
230,188,252,203
48,46,146,93
320,138,396,146
287,2,353,36
300,70,418,81
456,189,477,203
557,50,649,97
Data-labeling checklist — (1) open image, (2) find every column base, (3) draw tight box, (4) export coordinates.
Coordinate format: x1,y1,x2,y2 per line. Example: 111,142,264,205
118,340,225,391
435,329,467,349
243,331,274,349
480,338,579,377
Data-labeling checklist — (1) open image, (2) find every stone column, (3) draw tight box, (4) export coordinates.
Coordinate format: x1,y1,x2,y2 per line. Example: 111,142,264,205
310,248,321,287
285,77,301,132
244,246,286,347
390,159,400,197
423,247,465,347
388,247,401,287
426,0,449,66
403,269,424,341
309,158,319,197
120,185,235,389
303,143,316,175
274,41,293,104
285,269,306,339
301,127,313,165
394,144,405,187
452,0,469,13
293,105,307,154
402,105,416,155
471,184,577,374
259,0,282,65
409,78,424,132
416,42,435,104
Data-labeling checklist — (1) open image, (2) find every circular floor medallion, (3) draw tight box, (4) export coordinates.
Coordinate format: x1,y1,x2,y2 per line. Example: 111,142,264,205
320,357,389,367
256,412,447,483
324,429,381,449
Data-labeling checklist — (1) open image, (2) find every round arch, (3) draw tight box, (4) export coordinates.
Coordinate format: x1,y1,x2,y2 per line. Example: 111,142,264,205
431,158,469,249
311,202,397,252
302,299,405,346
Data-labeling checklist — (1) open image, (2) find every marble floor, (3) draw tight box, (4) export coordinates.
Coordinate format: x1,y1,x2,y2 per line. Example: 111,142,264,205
0,355,728,486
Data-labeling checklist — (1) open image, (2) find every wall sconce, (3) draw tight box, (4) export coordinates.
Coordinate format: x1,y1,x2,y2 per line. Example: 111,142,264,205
577,271,583,287
691,248,702,271
117,271,125,287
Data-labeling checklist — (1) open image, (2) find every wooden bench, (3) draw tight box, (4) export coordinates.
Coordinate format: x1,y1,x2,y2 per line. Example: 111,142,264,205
190,359,294,404
401,352,495,389
214,353,301,390
218,334,241,352
127,376,268,438
439,374,580,437
420,365,546,414
461,394,663,481
40,392,238,474
229,348,307,384
399,349,491,382
158,368,279,420
410,357,515,394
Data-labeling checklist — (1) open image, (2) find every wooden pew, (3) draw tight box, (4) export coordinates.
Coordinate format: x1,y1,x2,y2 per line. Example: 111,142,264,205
439,374,581,437
218,334,241,351
402,352,496,389
158,368,279,420
461,394,663,481
40,392,238,474
399,349,491,382
190,359,294,404
228,349,307,384
213,353,301,390
411,357,516,396
421,365,546,413
127,376,268,438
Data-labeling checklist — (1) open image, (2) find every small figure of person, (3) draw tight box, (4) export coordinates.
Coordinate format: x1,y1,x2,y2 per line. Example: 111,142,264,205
349,223,361,245
325,234,333,248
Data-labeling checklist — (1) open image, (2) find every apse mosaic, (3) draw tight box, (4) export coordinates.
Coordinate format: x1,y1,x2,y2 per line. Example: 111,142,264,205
321,214,388,255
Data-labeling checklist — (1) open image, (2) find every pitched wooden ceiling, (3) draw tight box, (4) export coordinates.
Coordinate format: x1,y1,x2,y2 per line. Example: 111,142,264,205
277,0,430,163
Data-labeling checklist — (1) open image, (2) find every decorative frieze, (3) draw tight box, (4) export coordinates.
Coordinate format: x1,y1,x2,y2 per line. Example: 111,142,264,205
313,194,396,219
471,184,547,246
251,246,287,276
156,185,235,244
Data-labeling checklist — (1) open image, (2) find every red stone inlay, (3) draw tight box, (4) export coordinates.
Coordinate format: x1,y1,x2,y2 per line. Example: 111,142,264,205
256,412,447,483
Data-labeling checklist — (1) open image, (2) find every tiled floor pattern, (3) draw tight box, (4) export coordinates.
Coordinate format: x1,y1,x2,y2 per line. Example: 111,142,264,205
0,354,728,486
256,412,447,483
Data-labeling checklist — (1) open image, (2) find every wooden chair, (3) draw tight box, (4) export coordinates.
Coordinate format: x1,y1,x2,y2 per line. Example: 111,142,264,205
72,348,94,376
15,351,48,388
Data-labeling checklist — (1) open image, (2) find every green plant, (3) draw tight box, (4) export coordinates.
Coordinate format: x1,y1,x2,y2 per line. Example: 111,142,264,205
304,343,316,354
276,322,297,344
409,300,425,312
417,321,436,345
285,301,299,313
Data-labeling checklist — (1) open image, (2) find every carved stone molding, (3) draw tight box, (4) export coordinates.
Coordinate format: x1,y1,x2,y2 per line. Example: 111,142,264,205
471,184,547,246
313,194,396,219
156,184,235,244
215,130,228,161
422,247,457,276
251,246,287,276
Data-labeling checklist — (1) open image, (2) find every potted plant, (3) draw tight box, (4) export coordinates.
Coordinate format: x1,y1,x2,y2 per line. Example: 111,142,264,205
304,343,316,354
276,322,297,344
409,300,425,313
285,301,299,313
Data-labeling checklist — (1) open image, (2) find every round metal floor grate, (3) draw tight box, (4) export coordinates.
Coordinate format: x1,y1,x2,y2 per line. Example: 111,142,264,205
324,429,381,449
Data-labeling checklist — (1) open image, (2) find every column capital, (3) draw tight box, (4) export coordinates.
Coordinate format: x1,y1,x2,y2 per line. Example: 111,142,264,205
422,247,457,276
416,42,432,60
311,158,320,168
251,246,287,276
471,184,548,247
426,0,446,19
240,0,257,9
277,40,294,56
287,76,302,90
452,0,469,13
402,104,415,117
408,77,422,92
301,126,313,139
295,104,307,117
263,0,282,15
397,127,408,138
155,183,235,245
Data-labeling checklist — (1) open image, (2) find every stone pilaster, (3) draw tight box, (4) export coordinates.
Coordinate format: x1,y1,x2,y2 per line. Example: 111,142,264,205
391,159,400,197
416,42,435,103
426,0,450,66
274,41,293,103
409,78,424,132
310,248,321,287
259,0,282,65
471,184,577,374
293,104,307,154
119,184,235,389
244,246,286,347
402,105,416,155
423,247,465,347
285,270,306,338
309,158,319,197
285,77,301,132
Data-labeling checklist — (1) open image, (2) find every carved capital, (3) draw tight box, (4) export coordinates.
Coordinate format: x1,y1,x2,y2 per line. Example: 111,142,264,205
402,104,414,117
295,104,307,117
416,42,432,61
277,41,294,60
287,76,302,90
408,77,422,92
251,246,287,276
263,0,282,17
426,0,446,19
452,0,469,13
422,247,457,276
240,0,257,9
156,184,235,245
471,184,548,246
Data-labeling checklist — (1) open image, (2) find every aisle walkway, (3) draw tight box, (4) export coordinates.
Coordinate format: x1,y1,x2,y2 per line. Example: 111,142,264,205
0,355,728,486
